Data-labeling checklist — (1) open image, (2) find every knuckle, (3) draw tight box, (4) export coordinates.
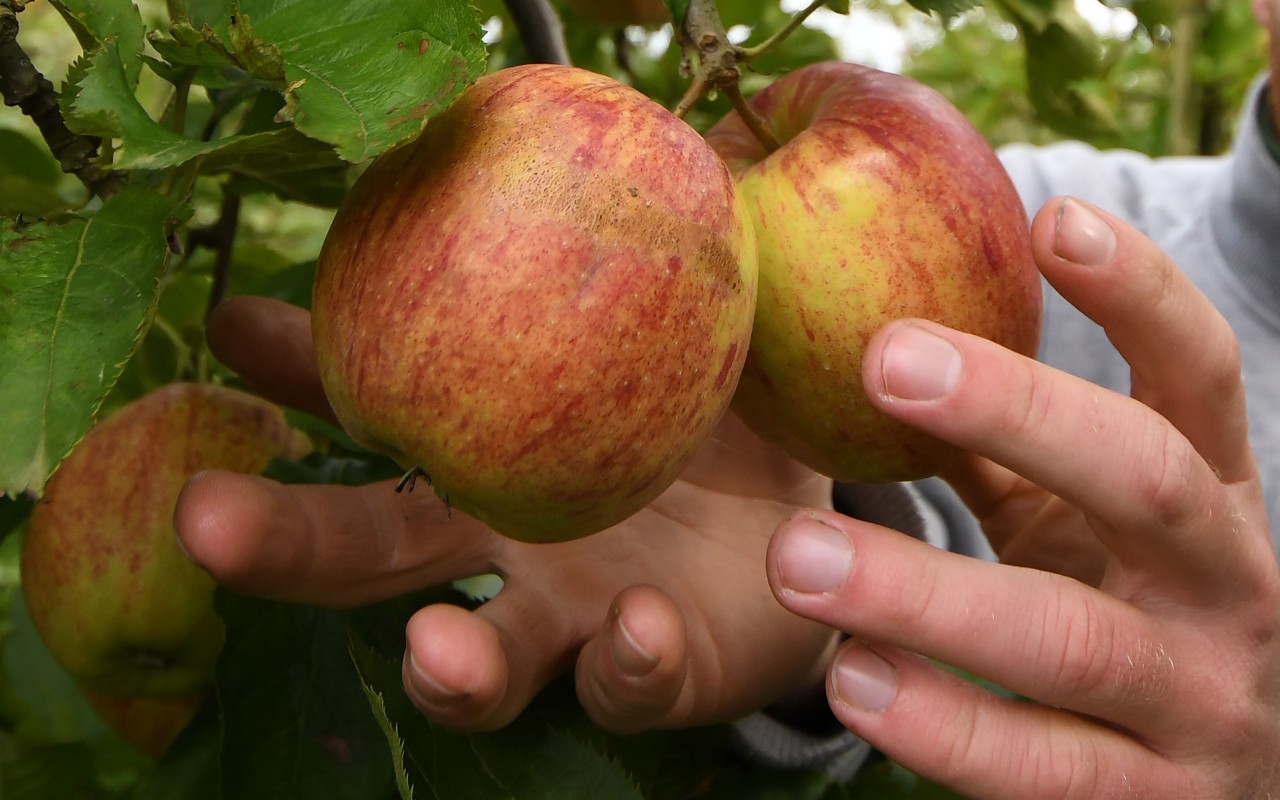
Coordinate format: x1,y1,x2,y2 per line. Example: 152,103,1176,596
997,361,1056,441
1132,430,1201,528
1043,593,1175,707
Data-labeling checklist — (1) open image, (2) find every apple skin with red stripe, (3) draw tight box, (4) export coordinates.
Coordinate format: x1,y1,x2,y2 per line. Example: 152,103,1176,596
311,64,758,542
706,61,1043,482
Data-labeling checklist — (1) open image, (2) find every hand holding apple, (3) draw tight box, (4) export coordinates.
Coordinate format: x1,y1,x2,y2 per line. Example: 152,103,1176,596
312,63,757,543
706,61,1043,482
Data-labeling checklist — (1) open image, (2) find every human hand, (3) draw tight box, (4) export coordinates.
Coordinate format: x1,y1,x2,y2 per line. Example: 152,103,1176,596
768,197,1280,798
174,297,839,734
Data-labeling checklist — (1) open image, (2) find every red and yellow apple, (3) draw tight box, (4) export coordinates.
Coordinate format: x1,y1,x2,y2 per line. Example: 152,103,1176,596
20,382,310,756
311,64,757,542
705,62,1043,482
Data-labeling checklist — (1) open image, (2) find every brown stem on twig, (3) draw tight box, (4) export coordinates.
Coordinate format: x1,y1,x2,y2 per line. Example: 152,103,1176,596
202,191,241,323
674,0,779,153
724,80,780,151
0,4,126,199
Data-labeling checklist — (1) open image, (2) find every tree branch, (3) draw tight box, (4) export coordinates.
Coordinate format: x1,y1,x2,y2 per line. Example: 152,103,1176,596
0,5,126,199
502,0,571,65
675,0,779,153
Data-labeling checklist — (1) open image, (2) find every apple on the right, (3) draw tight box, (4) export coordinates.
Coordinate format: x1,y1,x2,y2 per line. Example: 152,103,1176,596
705,61,1043,483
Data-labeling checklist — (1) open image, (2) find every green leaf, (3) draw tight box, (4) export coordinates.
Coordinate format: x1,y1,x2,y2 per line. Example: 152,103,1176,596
149,15,286,82
824,0,852,14
0,734,105,800
0,591,107,742
200,127,352,206
0,187,184,498
169,0,489,162
0,130,61,185
121,702,221,800
48,0,147,87
214,592,396,800
63,39,312,171
903,0,981,22
665,0,690,25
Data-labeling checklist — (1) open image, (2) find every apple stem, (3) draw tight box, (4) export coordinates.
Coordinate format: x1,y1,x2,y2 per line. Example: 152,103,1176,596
736,0,829,63
724,80,781,152
672,71,711,119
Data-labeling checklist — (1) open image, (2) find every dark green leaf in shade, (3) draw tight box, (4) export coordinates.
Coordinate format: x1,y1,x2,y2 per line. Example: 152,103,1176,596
825,0,852,14
0,130,61,185
0,495,33,545
0,188,185,498
665,0,691,25
213,592,397,799
0,592,108,742
0,734,105,800
199,127,353,207
903,0,981,23
120,700,221,800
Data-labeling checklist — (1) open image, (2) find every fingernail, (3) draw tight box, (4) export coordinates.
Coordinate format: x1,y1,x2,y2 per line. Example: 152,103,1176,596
1054,199,1116,267
880,325,962,401
407,651,467,707
832,645,897,713
610,608,659,678
777,517,853,594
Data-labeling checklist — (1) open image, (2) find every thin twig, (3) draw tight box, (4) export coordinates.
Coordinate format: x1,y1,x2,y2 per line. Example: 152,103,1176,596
203,191,241,322
724,80,779,152
672,71,710,119
737,0,828,62
502,0,571,65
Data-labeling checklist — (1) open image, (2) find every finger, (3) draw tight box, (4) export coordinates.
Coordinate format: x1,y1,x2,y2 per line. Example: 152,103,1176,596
574,584,688,733
403,580,586,731
768,511,1195,733
861,318,1248,596
174,470,495,606
402,604,511,728
207,297,336,423
1032,197,1255,486
822,641,1183,800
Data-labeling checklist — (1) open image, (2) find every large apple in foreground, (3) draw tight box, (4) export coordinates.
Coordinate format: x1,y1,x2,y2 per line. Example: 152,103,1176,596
311,64,757,543
20,383,310,755
705,62,1042,482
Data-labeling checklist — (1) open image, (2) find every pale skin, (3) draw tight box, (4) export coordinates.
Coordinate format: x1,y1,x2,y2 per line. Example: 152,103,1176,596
174,18,1280,794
